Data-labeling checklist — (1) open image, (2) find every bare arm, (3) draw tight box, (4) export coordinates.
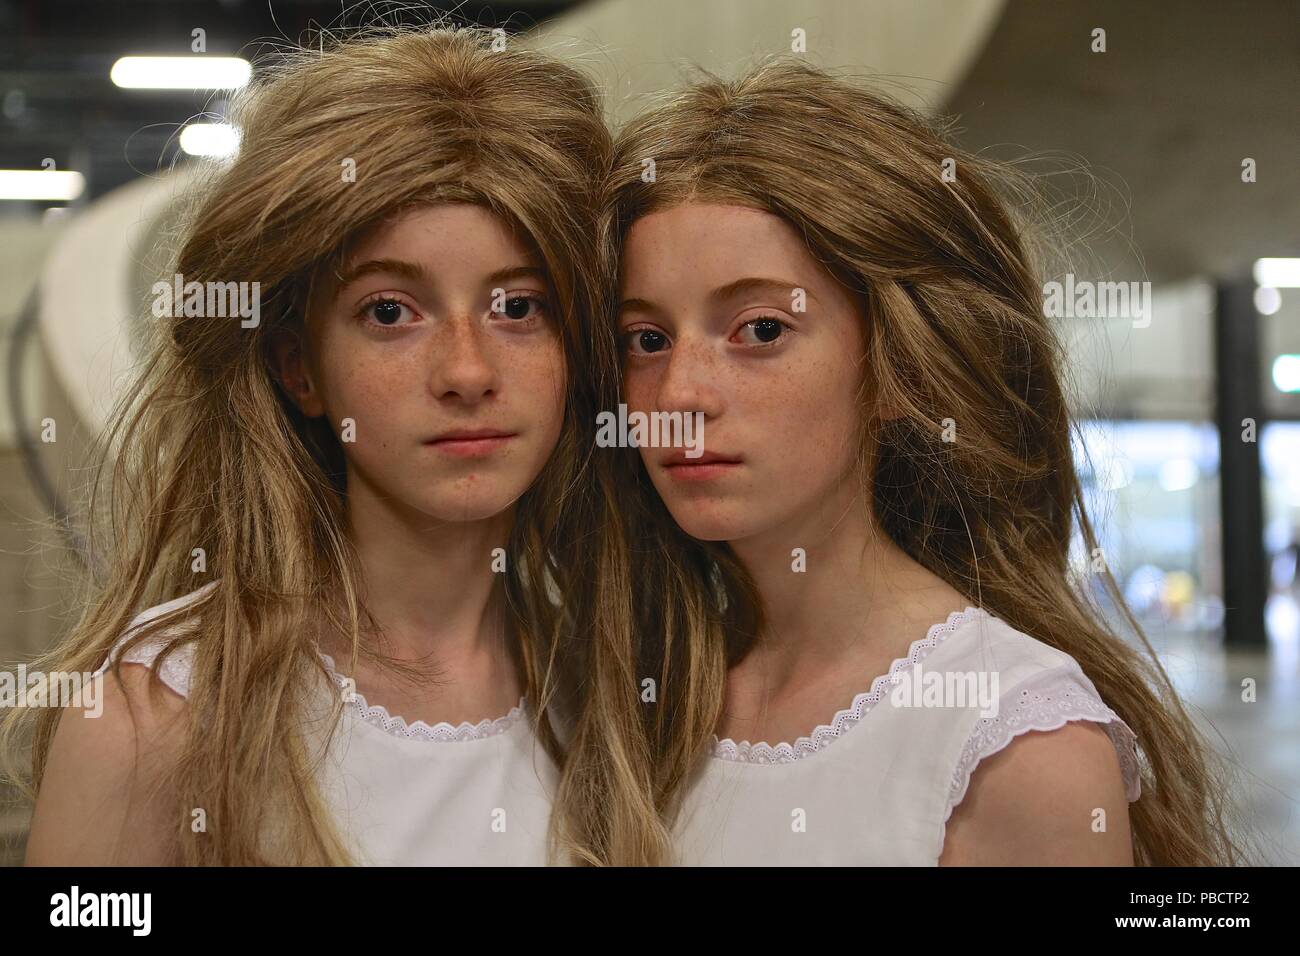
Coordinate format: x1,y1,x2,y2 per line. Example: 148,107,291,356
25,663,188,866
939,721,1135,866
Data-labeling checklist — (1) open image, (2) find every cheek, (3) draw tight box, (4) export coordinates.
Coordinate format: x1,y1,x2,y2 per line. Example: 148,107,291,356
510,337,567,427
317,346,411,426
759,349,862,477
621,365,658,411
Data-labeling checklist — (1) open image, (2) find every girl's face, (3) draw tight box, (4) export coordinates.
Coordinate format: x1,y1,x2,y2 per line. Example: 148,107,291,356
278,202,566,523
617,203,868,542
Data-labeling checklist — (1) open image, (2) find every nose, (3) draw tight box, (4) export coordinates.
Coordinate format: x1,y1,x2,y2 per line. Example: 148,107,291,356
654,333,724,419
429,312,497,402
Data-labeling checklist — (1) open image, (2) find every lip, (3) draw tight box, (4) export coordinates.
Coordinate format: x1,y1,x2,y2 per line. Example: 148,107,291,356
660,450,742,467
660,450,743,481
425,429,517,458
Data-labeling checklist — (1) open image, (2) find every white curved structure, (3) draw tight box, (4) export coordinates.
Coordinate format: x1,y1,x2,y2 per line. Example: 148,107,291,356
36,165,203,434
530,0,1007,121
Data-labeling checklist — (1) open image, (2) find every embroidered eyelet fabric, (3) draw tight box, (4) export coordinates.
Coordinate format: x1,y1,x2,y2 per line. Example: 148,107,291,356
944,666,1142,824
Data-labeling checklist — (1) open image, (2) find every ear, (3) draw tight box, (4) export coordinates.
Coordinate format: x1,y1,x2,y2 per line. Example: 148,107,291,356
268,329,326,418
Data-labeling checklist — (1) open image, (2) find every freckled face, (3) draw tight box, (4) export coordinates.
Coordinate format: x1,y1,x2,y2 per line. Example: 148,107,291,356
617,203,867,542
296,202,566,522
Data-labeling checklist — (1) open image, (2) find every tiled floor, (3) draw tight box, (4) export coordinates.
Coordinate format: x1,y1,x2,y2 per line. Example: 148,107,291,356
1148,629,1300,864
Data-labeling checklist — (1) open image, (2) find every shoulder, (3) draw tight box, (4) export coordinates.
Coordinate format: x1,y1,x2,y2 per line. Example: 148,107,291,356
26,646,190,864
27,584,220,864
29,581,229,864
935,608,1141,865
939,718,1134,864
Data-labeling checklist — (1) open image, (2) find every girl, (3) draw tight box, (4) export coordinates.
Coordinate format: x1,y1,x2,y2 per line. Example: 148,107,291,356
565,59,1242,865
4,25,615,865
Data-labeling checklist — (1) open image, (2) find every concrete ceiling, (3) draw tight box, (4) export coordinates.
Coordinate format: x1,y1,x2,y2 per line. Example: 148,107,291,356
944,0,1299,284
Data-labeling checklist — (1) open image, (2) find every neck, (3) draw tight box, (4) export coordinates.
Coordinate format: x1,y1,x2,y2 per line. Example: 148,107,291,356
343,477,516,668
726,478,955,687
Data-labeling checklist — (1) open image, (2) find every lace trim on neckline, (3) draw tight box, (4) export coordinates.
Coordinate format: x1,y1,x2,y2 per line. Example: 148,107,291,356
316,652,526,743
712,606,987,765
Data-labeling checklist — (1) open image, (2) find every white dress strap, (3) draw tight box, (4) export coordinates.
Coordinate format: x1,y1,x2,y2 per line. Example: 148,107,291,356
92,582,217,698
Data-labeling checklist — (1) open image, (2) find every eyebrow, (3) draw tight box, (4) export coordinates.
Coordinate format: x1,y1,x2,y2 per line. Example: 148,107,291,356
336,259,547,289
485,265,547,285
618,276,815,316
617,296,662,317
336,257,428,288
710,277,814,304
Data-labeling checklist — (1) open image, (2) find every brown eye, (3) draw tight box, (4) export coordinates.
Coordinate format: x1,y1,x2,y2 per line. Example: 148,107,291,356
626,329,669,355
735,317,788,345
496,293,548,324
373,300,403,325
503,296,532,319
357,296,417,328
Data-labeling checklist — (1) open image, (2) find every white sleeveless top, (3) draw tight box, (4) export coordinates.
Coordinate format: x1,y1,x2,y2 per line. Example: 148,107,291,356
673,606,1143,865
92,582,559,866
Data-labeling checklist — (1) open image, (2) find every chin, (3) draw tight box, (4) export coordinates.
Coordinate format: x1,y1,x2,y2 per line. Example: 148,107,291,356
419,480,526,522
665,504,754,543
422,499,517,522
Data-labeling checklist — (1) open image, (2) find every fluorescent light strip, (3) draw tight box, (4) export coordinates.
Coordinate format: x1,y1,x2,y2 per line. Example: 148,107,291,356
1254,258,1300,289
110,56,252,90
1274,355,1300,394
0,169,86,201
179,123,241,158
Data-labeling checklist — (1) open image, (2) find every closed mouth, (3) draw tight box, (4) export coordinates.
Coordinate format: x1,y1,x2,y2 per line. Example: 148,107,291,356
426,430,516,444
662,454,742,467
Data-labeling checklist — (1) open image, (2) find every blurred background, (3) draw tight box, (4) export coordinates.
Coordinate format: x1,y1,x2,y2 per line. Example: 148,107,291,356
0,0,1297,864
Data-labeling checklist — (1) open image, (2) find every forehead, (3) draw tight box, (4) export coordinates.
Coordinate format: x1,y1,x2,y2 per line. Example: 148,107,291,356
619,203,844,304
622,204,815,281
346,202,533,262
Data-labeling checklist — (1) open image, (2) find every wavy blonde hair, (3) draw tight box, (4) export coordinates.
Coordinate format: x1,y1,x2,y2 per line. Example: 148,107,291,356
1,24,615,865
553,59,1248,866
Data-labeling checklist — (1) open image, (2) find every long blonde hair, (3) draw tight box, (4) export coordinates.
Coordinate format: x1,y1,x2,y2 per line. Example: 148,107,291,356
554,59,1246,866
1,24,614,865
